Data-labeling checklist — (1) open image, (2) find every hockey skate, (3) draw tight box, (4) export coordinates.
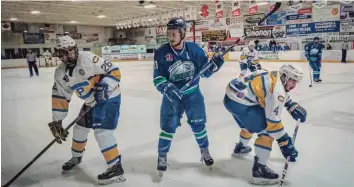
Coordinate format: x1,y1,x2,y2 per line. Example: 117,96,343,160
232,142,252,157
157,156,167,177
98,155,126,185
314,79,322,83
200,148,214,168
251,156,279,185
62,157,82,173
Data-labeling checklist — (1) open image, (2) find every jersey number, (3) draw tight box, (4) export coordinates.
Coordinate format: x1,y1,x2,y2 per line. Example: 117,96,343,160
101,60,112,72
273,106,280,116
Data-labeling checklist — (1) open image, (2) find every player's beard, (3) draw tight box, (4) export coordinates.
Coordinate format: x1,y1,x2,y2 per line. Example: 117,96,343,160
170,39,183,49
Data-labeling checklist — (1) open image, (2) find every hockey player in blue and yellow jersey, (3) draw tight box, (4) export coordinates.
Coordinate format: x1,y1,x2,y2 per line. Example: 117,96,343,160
153,17,224,175
48,35,125,184
305,37,323,83
224,65,307,185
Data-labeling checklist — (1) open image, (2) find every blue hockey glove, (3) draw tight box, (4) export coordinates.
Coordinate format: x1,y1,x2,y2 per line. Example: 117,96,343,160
277,133,298,162
94,82,109,105
161,82,182,103
202,54,225,78
210,54,225,72
285,100,307,123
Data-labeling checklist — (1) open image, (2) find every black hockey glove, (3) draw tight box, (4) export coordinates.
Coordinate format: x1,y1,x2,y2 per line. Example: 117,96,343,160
48,121,69,144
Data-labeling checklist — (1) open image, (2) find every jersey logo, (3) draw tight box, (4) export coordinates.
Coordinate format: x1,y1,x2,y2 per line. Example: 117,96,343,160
165,53,173,61
79,69,85,75
278,95,285,102
169,60,195,82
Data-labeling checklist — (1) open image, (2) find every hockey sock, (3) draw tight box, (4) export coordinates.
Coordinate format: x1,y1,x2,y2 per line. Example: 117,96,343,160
94,129,120,168
191,124,209,149
158,130,175,157
240,129,253,145
71,125,90,157
254,135,274,165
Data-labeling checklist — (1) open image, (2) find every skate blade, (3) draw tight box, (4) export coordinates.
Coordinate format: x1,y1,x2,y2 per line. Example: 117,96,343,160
61,166,79,174
97,175,126,185
158,170,165,177
231,152,250,157
251,177,279,185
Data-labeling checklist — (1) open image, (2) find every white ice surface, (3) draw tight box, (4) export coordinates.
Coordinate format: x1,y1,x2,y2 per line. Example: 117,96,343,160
1,61,354,187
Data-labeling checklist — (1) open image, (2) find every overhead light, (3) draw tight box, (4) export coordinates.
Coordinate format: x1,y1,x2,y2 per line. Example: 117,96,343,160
65,31,69,34
257,2,269,6
148,19,153,21
40,28,43,30
70,20,78,23
10,18,18,21
30,10,40,14
144,4,156,9
97,15,106,18
24,30,28,33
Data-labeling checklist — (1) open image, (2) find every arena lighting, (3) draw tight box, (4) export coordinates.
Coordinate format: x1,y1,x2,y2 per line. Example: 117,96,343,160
10,18,18,21
70,20,78,23
257,2,269,6
144,4,156,9
97,15,106,18
30,10,40,14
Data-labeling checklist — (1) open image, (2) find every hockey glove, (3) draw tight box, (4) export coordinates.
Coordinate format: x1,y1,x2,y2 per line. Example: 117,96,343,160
161,82,182,103
285,100,307,123
94,82,109,105
277,133,298,162
202,55,225,78
48,121,69,144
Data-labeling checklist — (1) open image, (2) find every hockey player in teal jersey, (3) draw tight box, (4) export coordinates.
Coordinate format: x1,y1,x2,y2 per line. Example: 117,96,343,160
153,17,225,175
305,37,324,83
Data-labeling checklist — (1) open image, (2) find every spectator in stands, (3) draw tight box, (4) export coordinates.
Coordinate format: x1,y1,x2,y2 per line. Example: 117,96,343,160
276,43,283,51
341,40,348,63
262,44,269,51
326,44,332,50
255,40,262,51
269,39,276,51
284,43,291,51
26,50,39,77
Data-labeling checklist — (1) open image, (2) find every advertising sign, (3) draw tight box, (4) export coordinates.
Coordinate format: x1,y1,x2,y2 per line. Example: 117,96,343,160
286,7,312,24
263,11,286,26
340,19,354,35
312,4,340,22
244,25,286,39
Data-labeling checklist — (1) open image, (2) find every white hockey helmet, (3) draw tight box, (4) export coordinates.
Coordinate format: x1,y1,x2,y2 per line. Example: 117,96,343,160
248,40,256,50
56,35,78,66
279,64,304,83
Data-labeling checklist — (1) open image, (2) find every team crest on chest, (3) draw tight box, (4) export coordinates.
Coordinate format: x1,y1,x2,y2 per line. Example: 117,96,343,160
165,53,173,61
79,69,85,76
168,60,195,82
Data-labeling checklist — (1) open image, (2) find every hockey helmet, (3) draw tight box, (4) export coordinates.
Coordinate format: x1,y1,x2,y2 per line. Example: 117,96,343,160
167,17,187,41
56,35,78,66
279,64,304,83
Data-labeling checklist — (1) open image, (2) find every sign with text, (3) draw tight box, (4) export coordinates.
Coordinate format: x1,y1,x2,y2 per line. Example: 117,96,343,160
202,30,227,41
340,19,354,35
243,13,263,27
286,7,312,24
312,4,340,22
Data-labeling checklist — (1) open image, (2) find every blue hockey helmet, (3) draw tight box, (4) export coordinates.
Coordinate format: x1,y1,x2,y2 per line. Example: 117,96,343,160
314,36,319,41
167,17,186,40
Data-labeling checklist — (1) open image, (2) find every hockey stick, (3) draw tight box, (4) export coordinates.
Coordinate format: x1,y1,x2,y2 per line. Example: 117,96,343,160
179,38,241,93
257,2,281,26
2,106,92,187
279,119,301,187
309,66,313,87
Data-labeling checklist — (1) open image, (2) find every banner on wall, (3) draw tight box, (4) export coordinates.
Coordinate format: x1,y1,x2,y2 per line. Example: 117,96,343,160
195,20,211,31
312,4,340,22
111,45,121,54
312,0,328,9
340,3,354,20
202,30,227,41
227,17,243,28
244,25,286,39
23,33,45,44
263,11,286,26
226,28,244,40
327,35,354,42
286,21,340,36
231,1,241,17
248,0,258,15
44,33,56,44
101,46,111,55
156,35,169,44
215,1,224,18
286,8,312,24
156,26,167,35
340,19,354,35
144,27,156,44
258,51,279,60
243,13,263,27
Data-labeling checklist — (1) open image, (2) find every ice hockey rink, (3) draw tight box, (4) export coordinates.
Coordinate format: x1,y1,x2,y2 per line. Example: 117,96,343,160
2,61,354,187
